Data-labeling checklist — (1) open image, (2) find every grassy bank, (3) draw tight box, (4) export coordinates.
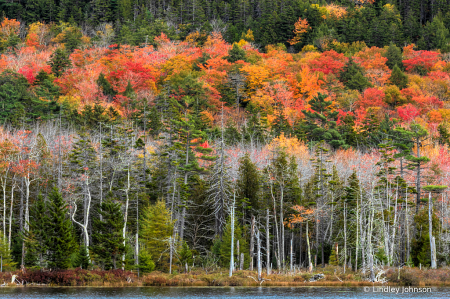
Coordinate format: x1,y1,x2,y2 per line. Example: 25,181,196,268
0,266,449,287
142,269,377,287
0,269,139,287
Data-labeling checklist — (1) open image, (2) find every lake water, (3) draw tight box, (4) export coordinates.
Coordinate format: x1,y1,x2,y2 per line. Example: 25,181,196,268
0,286,447,298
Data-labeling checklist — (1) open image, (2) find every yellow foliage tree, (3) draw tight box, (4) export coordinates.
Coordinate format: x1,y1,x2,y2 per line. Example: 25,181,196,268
140,200,175,271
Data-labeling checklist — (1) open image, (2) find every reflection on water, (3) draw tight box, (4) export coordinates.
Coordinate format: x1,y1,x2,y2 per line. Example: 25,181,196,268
0,287,447,298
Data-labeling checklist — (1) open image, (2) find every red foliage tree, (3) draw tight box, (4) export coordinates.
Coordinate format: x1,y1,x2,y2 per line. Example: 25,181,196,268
403,50,440,72
397,104,420,122
356,88,386,110
309,50,347,75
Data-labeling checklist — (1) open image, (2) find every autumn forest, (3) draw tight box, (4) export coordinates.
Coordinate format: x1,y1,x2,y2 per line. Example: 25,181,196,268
1,0,450,282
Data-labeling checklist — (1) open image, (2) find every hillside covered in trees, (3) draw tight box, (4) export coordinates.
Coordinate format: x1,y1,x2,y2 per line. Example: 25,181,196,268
1,0,450,276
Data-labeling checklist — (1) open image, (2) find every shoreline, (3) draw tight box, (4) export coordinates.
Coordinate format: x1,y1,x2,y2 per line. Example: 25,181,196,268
0,284,448,288
0,266,449,288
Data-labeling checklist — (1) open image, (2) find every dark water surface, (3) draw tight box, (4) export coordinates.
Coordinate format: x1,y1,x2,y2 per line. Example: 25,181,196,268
0,286,446,298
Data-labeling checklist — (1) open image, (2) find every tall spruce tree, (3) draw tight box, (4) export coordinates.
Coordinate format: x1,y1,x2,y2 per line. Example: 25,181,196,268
92,197,125,270
96,72,117,101
0,231,16,271
339,58,371,91
49,48,72,77
219,215,249,268
46,188,75,270
389,64,408,89
384,43,404,70
225,43,247,63
301,93,347,149
24,194,48,268
237,153,260,223
140,200,175,271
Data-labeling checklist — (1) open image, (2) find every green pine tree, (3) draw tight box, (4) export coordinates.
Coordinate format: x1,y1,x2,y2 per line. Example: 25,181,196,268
346,72,372,92
237,153,260,222
225,43,247,63
92,197,125,270
395,123,431,215
301,93,347,149
46,188,75,270
96,72,117,101
411,209,440,266
123,80,134,98
0,231,16,271
49,48,72,77
389,64,408,89
384,43,404,70
138,249,155,273
219,215,249,268
148,106,162,138
422,14,449,50
74,246,91,269
339,58,369,91
140,200,175,271
329,246,338,266
24,193,48,269
179,241,193,273
437,123,450,146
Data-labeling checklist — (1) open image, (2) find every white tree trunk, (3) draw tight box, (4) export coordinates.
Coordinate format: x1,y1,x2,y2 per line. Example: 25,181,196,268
344,202,347,273
122,165,131,270
429,192,436,269
229,191,236,277
257,230,262,281
8,184,15,250
306,221,312,272
266,208,270,275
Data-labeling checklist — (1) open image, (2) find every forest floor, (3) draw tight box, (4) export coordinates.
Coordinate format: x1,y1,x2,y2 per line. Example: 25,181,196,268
0,266,449,287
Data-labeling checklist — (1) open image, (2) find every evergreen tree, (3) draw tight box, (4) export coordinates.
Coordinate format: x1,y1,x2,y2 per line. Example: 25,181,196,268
225,43,247,63
178,241,193,272
148,106,162,138
140,200,174,271
96,72,117,101
138,249,155,273
422,14,449,50
92,197,125,270
24,194,48,268
339,58,368,91
411,209,440,266
437,123,450,146
237,153,260,222
0,70,60,126
74,246,91,269
329,246,338,266
346,72,372,92
396,124,431,215
243,114,268,145
0,231,16,271
123,80,134,98
224,119,241,145
219,215,249,268
49,48,72,77
301,93,347,149
163,95,215,242
384,43,404,70
46,188,75,270
389,64,408,89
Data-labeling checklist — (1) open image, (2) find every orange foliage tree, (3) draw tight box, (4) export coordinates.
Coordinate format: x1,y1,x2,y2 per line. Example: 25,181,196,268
288,18,310,45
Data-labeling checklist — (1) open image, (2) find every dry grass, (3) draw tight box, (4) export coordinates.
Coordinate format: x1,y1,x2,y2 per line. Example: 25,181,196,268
142,267,383,287
1,266,449,287
386,267,450,286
